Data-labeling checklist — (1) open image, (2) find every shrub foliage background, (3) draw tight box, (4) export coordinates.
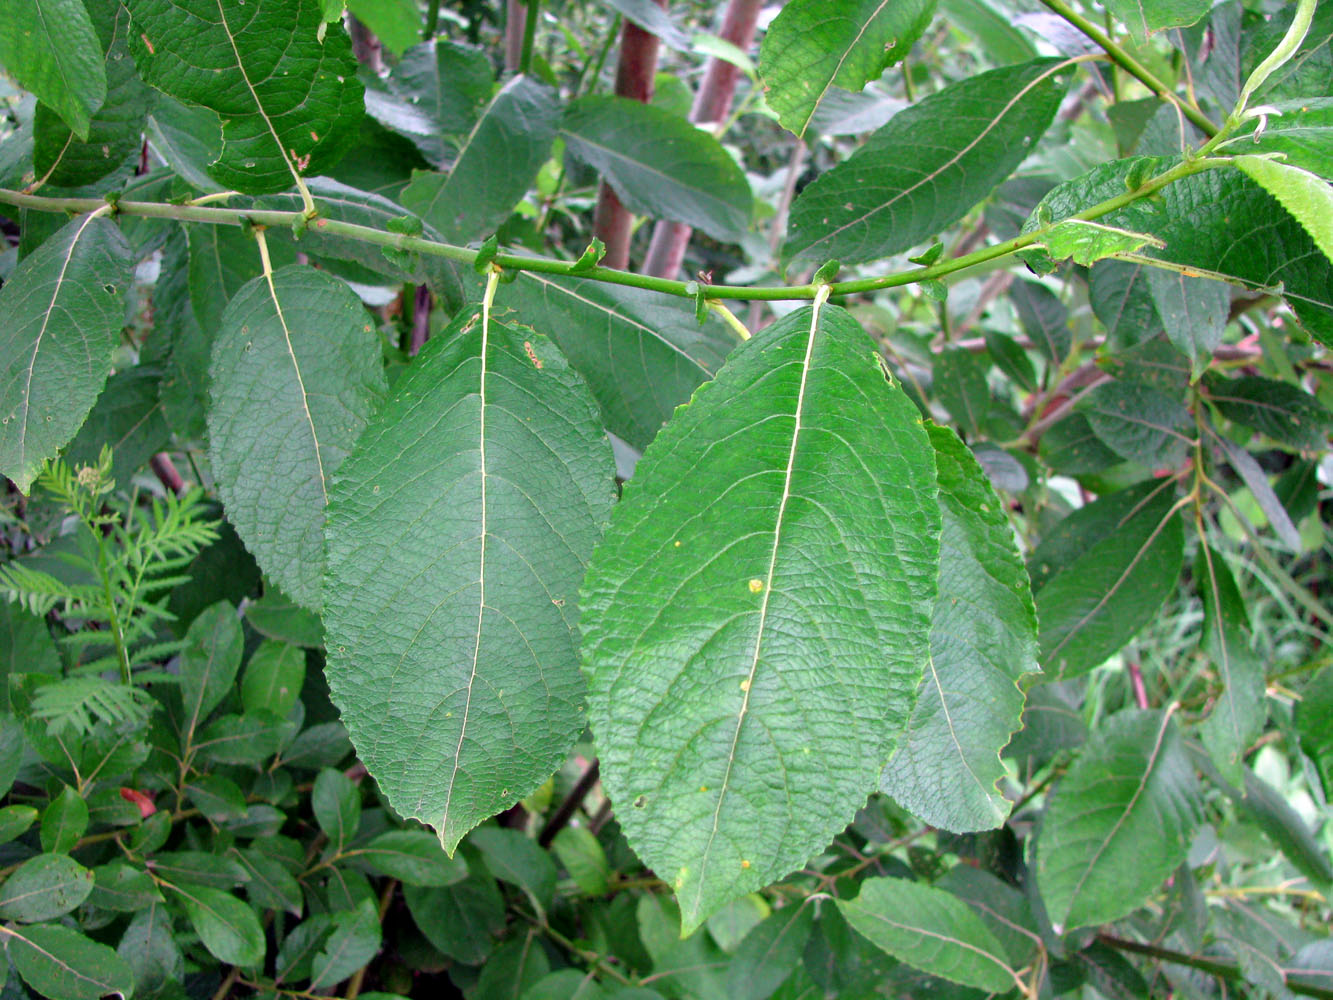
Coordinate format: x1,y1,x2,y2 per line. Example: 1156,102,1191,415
0,0,1331,997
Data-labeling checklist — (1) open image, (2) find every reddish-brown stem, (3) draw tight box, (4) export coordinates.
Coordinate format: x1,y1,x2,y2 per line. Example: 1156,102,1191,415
538,759,600,847
1127,660,1150,709
505,0,527,73
642,0,764,279
409,284,433,355
347,15,383,74
149,453,186,495
593,3,666,270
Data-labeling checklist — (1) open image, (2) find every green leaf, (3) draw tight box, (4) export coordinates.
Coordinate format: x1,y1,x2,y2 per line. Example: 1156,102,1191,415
0,213,132,492
346,0,418,55
937,0,1037,65
1195,547,1265,786
310,896,380,989
1036,709,1202,933
837,877,1018,993
125,0,364,193
5,923,134,1000
246,585,324,647
601,0,694,51
117,904,182,997
1235,155,1333,266
240,639,306,718
559,96,752,244
1040,219,1164,266
474,936,550,999
881,426,1038,833
0,0,106,140
146,95,225,193
348,830,469,886
88,861,161,913
581,304,939,932
31,1,151,187
179,600,244,737
312,767,361,848
63,366,170,486
234,848,303,916
1218,436,1302,551
1146,270,1230,376
0,805,38,845
1234,767,1333,886
324,310,615,853
208,266,387,609
470,827,558,911
1103,0,1210,39
501,273,739,451
151,850,247,890
551,826,610,897
370,39,493,166
401,75,558,243
1203,372,1333,451
0,854,95,922
758,0,936,140
194,710,292,765
186,223,292,336
39,785,89,854
1032,480,1185,676
169,882,265,967
784,60,1068,268
403,867,506,965
1296,667,1333,797
1010,279,1071,362
723,901,815,1000
1223,98,1333,178
1077,379,1192,469
1,605,61,712
931,348,989,439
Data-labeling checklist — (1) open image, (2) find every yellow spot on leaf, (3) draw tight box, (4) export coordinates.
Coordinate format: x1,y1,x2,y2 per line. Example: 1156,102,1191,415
741,860,751,869
739,679,750,692
748,578,764,594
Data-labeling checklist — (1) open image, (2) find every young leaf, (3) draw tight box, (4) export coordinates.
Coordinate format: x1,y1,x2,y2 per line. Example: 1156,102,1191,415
40,785,89,854
1103,0,1210,39
0,0,107,140
168,882,265,967
125,0,364,193
759,0,936,140
31,1,151,187
179,601,244,738
207,266,387,609
784,60,1068,268
470,827,559,911
560,96,753,243
1033,480,1185,677
1203,372,1333,452
881,426,1038,833
0,214,132,492
1195,547,1265,786
0,854,95,922
1146,269,1230,377
581,303,939,932
401,75,559,243
309,897,381,989
551,827,610,897
5,923,134,1000
501,273,739,450
240,640,306,718
1235,155,1333,266
1036,709,1202,933
837,878,1019,993
323,310,615,854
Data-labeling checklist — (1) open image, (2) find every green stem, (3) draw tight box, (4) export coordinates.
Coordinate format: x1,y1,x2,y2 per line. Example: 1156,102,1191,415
0,156,1224,303
519,0,540,75
1035,0,1220,138
1098,934,1333,1000
423,0,440,39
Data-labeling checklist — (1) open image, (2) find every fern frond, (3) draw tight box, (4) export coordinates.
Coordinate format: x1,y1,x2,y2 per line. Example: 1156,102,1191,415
30,676,155,737
0,562,95,616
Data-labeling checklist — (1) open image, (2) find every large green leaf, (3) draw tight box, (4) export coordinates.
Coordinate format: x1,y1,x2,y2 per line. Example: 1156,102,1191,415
186,223,292,335
1035,709,1202,933
124,0,364,193
1195,547,1265,786
559,96,753,243
0,854,95,922
1032,480,1185,677
5,923,134,1000
179,601,244,738
1028,158,1333,345
169,882,265,967
581,303,939,932
1220,98,1333,178
1146,269,1230,376
1103,0,1210,39
324,310,615,853
881,426,1037,833
31,0,150,188
838,878,1019,993
759,0,936,139
207,266,387,609
401,75,558,243
1203,372,1333,452
0,0,106,140
501,273,739,450
783,60,1068,268
368,39,493,167
0,213,132,492
1235,155,1333,266
1078,379,1192,470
